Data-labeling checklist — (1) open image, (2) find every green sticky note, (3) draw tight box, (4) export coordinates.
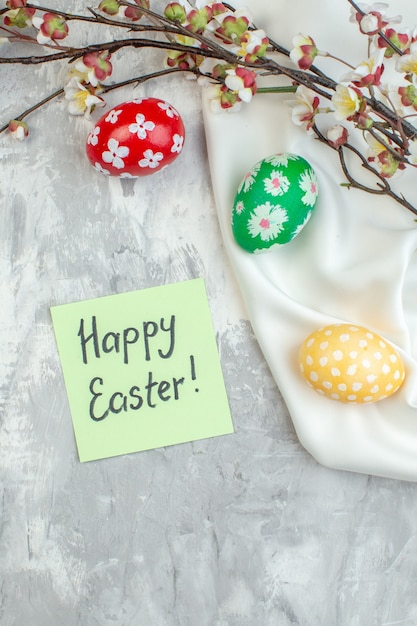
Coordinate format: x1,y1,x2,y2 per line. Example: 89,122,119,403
50,278,234,462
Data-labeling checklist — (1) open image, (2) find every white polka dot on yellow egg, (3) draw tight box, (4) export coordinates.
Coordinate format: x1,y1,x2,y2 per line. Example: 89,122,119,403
298,323,405,403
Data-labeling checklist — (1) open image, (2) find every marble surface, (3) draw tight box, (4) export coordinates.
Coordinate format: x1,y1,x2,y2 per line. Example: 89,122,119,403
2,3,417,625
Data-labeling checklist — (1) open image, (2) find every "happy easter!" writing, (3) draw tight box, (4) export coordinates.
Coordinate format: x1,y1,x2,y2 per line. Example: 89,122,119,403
78,315,197,421
78,314,176,365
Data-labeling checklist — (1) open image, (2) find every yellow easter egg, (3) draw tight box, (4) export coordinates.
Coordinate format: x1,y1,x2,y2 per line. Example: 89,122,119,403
298,323,405,403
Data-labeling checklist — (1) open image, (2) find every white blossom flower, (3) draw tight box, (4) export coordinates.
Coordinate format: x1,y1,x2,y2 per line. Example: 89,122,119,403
290,85,320,130
225,67,256,103
204,85,222,112
341,48,385,87
238,28,268,59
349,3,401,34
64,77,105,118
206,84,242,113
365,132,402,177
71,59,99,87
396,42,417,85
365,131,388,157
331,84,362,121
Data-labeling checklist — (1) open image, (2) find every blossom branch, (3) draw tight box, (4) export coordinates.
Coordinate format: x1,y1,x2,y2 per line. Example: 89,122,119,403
0,86,64,133
0,33,249,66
0,65,200,133
313,122,417,217
345,0,404,56
1,0,417,216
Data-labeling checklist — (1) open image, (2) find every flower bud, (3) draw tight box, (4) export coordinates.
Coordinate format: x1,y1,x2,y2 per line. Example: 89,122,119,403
83,50,113,83
37,13,69,41
327,124,348,148
377,28,410,58
211,3,228,17
8,119,29,141
124,0,149,21
164,3,187,23
216,14,249,44
6,0,27,7
219,86,240,109
3,6,35,27
290,34,319,70
187,7,213,34
211,62,228,80
398,85,417,110
359,11,385,35
98,0,120,16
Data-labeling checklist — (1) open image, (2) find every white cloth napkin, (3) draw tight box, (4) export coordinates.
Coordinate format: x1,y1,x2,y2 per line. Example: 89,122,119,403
202,0,417,481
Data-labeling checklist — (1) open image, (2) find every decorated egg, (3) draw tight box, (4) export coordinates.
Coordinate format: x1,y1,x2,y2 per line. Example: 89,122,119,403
86,97,185,177
298,323,405,404
232,152,318,253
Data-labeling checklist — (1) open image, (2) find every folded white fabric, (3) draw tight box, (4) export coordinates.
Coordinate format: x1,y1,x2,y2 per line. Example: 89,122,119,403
202,0,417,480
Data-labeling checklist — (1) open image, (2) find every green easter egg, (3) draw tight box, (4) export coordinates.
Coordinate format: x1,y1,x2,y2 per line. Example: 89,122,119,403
232,153,319,253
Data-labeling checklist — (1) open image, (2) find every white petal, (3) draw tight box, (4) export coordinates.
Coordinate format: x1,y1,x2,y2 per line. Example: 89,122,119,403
239,88,253,103
225,74,243,91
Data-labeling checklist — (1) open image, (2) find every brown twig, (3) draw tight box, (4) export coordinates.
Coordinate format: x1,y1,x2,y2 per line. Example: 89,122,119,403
345,0,405,56
0,66,206,134
312,122,417,216
0,87,64,133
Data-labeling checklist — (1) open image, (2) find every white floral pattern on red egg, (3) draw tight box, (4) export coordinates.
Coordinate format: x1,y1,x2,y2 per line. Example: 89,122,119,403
128,113,155,139
86,97,185,177
102,138,129,169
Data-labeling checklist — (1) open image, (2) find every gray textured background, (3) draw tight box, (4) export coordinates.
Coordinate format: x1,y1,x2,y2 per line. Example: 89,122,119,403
2,3,417,625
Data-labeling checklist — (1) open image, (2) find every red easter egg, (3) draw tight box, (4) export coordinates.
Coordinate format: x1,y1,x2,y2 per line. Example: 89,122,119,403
85,97,185,177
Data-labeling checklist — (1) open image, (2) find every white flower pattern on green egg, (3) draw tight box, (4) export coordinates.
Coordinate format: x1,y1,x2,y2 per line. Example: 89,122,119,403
265,153,298,167
232,152,319,253
263,170,290,196
299,169,319,206
235,200,245,214
238,161,261,193
248,202,289,241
